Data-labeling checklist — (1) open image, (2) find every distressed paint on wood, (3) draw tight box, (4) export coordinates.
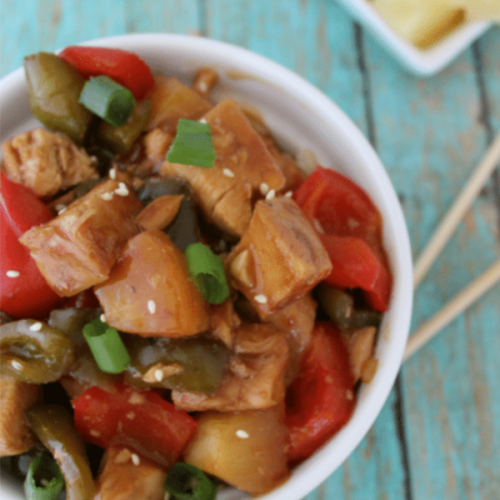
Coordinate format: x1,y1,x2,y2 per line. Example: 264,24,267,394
0,1,499,499
363,17,500,500
205,0,368,135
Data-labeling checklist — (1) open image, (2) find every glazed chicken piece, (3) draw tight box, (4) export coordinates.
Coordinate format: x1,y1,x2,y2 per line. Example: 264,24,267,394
226,197,332,318
20,180,143,296
94,446,167,500
172,323,289,412
160,98,286,236
0,376,41,456
146,76,212,132
266,293,317,384
1,128,98,197
95,230,210,337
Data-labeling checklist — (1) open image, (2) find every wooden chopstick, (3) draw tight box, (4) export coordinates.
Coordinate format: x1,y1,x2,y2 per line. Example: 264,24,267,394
404,132,500,361
404,258,500,361
413,131,500,288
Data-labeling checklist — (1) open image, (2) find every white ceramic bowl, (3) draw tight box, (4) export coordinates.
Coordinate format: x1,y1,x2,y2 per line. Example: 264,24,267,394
336,0,491,76
0,34,413,500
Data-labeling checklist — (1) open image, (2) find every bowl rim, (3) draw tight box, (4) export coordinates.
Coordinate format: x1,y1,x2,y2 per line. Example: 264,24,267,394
0,33,413,500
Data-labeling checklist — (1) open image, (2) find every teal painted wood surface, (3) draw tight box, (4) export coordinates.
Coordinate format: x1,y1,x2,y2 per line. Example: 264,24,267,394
1,1,499,499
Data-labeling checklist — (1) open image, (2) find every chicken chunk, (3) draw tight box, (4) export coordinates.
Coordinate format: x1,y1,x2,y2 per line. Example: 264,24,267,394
172,323,288,412
147,76,212,132
95,230,210,337
160,98,286,236
20,180,143,296
94,446,167,500
266,293,317,384
226,198,332,318
0,376,41,456
1,129,98,197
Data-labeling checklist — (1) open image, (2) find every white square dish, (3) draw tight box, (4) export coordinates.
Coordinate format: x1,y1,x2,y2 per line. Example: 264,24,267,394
336,0,492,76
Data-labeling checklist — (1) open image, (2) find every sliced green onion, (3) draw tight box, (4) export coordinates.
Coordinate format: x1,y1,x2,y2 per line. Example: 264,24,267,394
164,463,216,500
166,119,216,168
79,75,135,127
185,243,229,305
24,455,65,500
83,318,130,374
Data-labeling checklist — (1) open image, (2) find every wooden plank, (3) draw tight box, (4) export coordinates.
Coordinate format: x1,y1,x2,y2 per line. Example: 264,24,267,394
0,0,201,77
363,20,500,500
304,387,409,500
204,0,368,134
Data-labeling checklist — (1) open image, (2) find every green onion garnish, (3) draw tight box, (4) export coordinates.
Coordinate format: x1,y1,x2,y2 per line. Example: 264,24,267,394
164,463,217,500
166,119,216,168
79,75,135,127
24,455,65,500
185,243,230,305
83,318,130,374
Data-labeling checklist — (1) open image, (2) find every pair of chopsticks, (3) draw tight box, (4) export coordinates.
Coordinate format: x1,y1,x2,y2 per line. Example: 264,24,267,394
404,131,500,361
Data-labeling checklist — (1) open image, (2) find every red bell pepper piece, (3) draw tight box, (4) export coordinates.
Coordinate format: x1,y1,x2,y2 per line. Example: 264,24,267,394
59,46,155,100
286,322,355,464
0,173,60,317
293,166,392,311
72,384,197,468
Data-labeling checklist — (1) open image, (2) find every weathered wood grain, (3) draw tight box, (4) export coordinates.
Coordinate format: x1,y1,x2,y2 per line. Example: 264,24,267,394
363,18,500,500
204,0,368,134
0,0,201,76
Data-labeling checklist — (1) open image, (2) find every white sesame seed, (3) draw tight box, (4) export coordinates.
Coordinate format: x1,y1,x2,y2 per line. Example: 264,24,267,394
313,219,325,234
11,360,23,371
254,294,268,304
114,182,129,197
100,314,106,323
126,412,135,420
164,492,171,500
199,118,207,124
155,369,164,382
58,207,67,215
236,430,249,439
6,270,20,278
40,479,50,488
148,300,156,314
101,192,114,201
131,453,140,466
198,81,208,93
109,167,116,180
259,183,269,195
90,429,101,438
223,168,235,178
265,189,276,200
30,322,43,332
55,203,66,212
284,191,293,198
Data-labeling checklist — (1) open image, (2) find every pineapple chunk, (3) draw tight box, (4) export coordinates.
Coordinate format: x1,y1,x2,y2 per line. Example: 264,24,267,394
183,405,289,495
372,0,465,48
146,76,212,132
94,231,210,337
